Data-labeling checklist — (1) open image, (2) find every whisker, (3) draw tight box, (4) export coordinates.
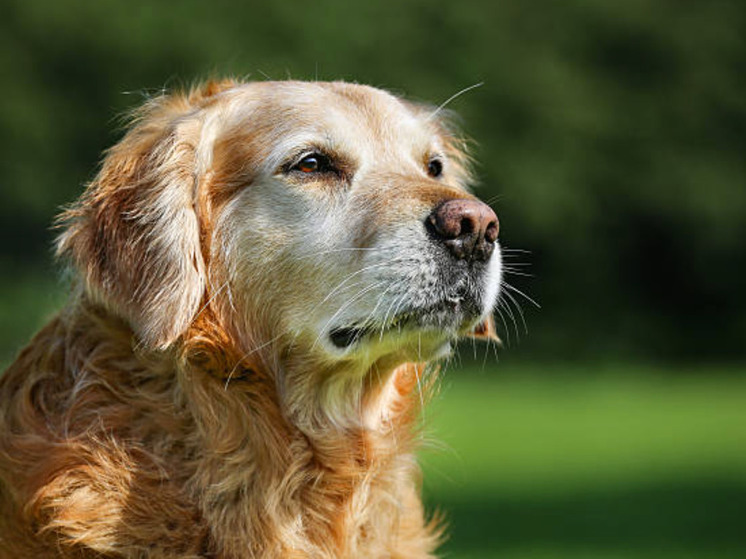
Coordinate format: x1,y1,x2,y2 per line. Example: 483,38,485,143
390,290,411,324
481,334,496,371
297,246,390,259
502,282,541,309
427,82,484,121
493,306,512,347
377,286,413,341
312,277,369,310
502,267,534,278
362,282,401,330
246,246,392,280
312,281,388,350
415,335,426,416
501,288,528,335
379,292,405,341
194,280,229,319
224,332,286,389
492,336,501,362
312,260,403,313
482,193,505,206
497,297,520,344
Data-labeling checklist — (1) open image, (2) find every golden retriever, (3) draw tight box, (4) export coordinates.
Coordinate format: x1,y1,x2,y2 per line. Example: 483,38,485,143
0,79,501,558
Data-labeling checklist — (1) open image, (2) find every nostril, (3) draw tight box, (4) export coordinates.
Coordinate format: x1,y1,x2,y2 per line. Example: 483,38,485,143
485,218,499,243
459,216,475,237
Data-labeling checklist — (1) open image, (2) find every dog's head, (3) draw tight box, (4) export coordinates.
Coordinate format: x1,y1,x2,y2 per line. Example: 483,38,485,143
58,80,501,375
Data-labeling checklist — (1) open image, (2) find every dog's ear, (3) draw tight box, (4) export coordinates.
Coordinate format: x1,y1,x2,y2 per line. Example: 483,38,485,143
57,93,213,349
466,314,501,344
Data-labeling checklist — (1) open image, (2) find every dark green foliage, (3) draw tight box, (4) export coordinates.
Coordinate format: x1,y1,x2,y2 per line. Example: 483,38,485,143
1,0,745,363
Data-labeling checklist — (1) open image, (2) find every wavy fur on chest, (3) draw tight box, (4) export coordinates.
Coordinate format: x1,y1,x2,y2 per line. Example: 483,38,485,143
0,301,440,558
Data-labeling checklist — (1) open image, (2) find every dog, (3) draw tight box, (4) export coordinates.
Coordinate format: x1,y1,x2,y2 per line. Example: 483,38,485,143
0,79,501,558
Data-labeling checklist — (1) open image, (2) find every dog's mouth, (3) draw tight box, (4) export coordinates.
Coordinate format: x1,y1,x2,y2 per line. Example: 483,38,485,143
329,313,414,349
327,298,481,350
329,327,364,349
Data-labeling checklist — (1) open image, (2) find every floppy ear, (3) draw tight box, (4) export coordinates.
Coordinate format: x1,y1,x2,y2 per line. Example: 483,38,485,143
466,314,501,344
57,97,207,349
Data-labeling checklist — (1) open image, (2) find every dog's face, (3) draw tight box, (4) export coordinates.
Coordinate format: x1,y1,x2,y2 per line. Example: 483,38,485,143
59,81,501,375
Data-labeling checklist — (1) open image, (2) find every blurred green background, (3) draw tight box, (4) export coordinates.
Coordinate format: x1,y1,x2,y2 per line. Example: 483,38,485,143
1,1,744,557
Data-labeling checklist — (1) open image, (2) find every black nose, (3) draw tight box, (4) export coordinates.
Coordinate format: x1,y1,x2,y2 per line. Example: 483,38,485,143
427,199,499,262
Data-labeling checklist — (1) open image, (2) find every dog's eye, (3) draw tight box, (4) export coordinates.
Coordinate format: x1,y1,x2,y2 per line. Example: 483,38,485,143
427,157,444,178
293,153,334,174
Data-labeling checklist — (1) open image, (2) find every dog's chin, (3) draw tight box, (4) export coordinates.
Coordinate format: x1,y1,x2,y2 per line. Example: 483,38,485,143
326,324,455,363
322,299,486,362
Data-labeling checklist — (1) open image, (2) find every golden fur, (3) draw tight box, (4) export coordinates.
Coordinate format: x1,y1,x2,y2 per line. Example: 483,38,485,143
0,79,501,558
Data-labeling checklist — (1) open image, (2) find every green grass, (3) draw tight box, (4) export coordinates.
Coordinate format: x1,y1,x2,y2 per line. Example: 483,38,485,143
0,265,67,369
420,366,746,558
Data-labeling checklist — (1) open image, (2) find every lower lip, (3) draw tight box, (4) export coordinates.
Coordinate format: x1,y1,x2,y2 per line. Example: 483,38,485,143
329,327,367,349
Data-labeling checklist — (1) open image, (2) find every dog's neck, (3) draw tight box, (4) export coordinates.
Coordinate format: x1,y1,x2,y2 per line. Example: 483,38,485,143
176,309,436,556
177,363,433,557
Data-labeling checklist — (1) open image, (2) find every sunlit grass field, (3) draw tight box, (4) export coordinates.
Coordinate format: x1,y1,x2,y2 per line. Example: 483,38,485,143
421,366,746,558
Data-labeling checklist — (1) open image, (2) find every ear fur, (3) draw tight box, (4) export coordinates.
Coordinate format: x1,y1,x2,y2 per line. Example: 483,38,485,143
56,83,234,349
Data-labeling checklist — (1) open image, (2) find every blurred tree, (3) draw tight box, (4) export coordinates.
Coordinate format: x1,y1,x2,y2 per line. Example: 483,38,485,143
1,0,745,365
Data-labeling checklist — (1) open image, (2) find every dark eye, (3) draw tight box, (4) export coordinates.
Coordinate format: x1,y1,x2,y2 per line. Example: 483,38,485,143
427,157,443,178
292,152,334,174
